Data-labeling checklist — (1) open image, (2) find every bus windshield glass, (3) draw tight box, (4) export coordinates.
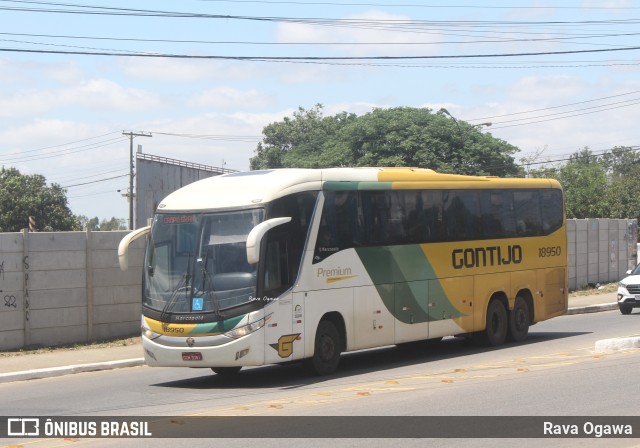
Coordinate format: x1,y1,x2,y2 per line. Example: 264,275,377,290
144,209,264,318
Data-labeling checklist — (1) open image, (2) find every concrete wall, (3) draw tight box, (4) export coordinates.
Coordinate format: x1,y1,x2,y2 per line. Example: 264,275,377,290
0,230,144,351
567,218,637,290
0,218,637,350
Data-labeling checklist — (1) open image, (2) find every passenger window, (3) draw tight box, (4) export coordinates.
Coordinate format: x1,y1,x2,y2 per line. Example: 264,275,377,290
480,190,516,239
444,190,481,240
514,191,543,236
541,190,563,234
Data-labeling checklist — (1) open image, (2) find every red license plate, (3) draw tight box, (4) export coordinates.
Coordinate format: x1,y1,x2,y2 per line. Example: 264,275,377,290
182,352,203,361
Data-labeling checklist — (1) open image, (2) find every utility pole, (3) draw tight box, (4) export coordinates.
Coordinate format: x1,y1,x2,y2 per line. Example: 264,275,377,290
122,131,152,230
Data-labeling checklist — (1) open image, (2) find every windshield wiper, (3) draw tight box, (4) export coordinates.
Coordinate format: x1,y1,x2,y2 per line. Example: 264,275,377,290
197,247,224,319
160,254,192,321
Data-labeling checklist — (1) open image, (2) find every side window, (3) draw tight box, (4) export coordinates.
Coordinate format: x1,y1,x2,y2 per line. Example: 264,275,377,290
263,237,290,297
444,190,481,241
402,190,443,243
404,191,428,244
360,191,389,246
541,189,564,234
264,192,318,294
480,190,516,239
314,190,360,263
514,190,543,236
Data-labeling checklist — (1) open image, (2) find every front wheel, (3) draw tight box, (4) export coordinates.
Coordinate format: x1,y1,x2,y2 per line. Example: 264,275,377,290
507,296,530,342
482,299,508,347
309,320,342,375
619,304,633,315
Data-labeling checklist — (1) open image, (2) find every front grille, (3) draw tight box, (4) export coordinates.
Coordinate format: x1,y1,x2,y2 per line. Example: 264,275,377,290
626,284,640,294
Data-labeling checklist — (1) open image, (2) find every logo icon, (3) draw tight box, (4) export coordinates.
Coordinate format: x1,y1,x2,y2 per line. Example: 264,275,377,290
7,418,40,436
269,334,301,358
186,337,195,347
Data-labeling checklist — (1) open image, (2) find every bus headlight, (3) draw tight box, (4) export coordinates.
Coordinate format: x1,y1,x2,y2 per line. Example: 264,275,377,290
225,318,265,339
142,327,161,340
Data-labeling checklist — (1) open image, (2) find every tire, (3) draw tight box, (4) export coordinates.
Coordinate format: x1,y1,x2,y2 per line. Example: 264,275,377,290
507,296,530,343
310,320,342,375
483,299,508,347
619,305,633,315
211,367,242,376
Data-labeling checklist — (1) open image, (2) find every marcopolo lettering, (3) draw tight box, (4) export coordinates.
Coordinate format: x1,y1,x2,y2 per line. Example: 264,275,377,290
452,245,523,269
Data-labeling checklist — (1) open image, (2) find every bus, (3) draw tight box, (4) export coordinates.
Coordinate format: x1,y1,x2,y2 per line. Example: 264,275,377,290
118,167,567,376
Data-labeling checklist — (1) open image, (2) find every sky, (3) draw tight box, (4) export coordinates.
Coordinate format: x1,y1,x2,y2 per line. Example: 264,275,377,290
1,0,639,224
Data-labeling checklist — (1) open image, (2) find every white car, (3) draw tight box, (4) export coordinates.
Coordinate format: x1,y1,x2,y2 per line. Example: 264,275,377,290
617,264,640,314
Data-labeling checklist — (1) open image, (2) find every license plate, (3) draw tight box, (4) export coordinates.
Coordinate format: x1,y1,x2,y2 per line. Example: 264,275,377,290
182,352,203,361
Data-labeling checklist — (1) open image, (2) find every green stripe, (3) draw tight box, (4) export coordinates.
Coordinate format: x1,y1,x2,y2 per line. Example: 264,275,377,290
190,314,245,334
355,245,463,324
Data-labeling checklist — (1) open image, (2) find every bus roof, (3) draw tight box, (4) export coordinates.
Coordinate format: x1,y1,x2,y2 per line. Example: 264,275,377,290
157,167,561,212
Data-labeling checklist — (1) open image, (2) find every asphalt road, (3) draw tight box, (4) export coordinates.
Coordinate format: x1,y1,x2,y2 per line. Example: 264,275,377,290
1,310,639,448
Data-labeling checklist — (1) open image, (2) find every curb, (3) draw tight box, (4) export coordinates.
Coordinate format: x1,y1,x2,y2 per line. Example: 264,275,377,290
0,304,622,384
0,358,145,384
565,303,618,315
594,336,640,353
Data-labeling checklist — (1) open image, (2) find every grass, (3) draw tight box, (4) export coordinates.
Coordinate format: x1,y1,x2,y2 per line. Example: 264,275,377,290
570,282,618,296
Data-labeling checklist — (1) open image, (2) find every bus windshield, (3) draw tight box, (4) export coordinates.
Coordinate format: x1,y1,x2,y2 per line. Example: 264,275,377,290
144,209,264,319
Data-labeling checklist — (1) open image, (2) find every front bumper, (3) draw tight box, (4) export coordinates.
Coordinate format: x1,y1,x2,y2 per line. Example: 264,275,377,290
142,328,265,368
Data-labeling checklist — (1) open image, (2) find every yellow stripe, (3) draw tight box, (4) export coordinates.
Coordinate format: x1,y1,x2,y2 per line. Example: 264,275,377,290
326,275,357,284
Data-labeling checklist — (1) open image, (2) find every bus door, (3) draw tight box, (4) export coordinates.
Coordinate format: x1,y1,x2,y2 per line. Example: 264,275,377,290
264,292,306,364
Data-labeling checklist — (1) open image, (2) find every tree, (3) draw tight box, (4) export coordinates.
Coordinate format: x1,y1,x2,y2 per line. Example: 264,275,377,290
0,167,80,232
250,105,521,176
528,147,640,219
99,217,127,230
78,216,127,231
78,215,100,231
600,146,640,220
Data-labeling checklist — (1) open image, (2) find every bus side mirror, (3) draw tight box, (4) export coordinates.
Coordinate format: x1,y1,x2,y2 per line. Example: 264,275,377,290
246,217,291,264
118,226,151,271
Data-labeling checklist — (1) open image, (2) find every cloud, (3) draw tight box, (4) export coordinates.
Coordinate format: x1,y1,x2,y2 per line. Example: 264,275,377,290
119,57,256,82
188,87,273,109
275,10,443,57
0,79,163,118
507,75,586,102
581,0,634,10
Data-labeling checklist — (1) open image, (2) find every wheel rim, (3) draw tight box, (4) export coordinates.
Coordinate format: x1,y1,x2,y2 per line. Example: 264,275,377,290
319,334,336,361
514,307,527,331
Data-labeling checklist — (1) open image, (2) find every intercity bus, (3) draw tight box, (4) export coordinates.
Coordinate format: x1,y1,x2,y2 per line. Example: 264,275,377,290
118,167,567,376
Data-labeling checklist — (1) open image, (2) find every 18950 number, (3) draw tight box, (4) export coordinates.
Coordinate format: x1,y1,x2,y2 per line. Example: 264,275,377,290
539,246,562,257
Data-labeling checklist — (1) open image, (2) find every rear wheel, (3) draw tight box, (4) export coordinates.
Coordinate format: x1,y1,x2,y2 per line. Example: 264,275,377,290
483,299,508,346
619,304,633,315
211,367,242,376
310,320,341,375
507,296,530,342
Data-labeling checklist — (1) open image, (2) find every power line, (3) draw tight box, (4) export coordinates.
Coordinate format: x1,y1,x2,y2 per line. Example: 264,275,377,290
61,173,128,188
469,89,640,122
3,2,640,28
0,136,126,163
195,0,640,10
2,45,640,60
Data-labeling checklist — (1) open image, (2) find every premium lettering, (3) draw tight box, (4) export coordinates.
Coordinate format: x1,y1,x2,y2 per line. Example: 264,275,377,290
317,266,352,278
452,245,523,269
